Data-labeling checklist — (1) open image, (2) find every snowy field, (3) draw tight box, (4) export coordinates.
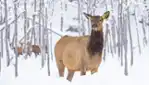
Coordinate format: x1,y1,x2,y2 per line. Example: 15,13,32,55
0,46,149,85
1,0,149,85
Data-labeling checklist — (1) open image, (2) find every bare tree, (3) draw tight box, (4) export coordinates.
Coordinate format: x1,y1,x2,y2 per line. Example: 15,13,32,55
49,1,55,61
14,0,18,77
39,0,42,46
0,30,3,58
23,0,27,56
40,0,45,68
45,7,50,76
32,0,37,45
4,0,10,66
0,31,1,74
117,0,123,66
123,4,128,75
77,0,81,35
60,0,64,32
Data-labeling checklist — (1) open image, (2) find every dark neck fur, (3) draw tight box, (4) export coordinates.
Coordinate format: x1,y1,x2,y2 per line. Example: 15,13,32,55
87,30,104,56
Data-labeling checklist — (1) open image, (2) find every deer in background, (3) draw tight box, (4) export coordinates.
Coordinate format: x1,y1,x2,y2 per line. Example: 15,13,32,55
10,42,23,56
26,42,41,57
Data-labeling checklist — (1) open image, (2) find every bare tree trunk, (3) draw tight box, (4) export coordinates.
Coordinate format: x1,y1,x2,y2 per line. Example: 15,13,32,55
4,0,10,67
14,1,18,77
103,26,109,61
31,15,35,45
47,52,50,76
50,23,53,61
110,0,113,9
49,2,54,61
30,0,36,45
60,0,63,32
0,31,1,74
77,0,81,36
41,0,45,68
0,31,3,58
24,0,27,56
33,0,37,45
123,8,128,75
134,9,141,54
39,0,42,46
127,7,134,66
141,16,147,46
87,0,91,34
45,7,50,76
111,15,117,54
0,52,2,75
117,0,123,62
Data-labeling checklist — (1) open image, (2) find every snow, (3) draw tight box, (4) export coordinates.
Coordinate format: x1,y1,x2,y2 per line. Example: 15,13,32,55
1,48,149,85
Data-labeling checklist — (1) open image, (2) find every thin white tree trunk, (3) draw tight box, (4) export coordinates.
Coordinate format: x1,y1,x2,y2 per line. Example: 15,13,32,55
131,8,139,65
0,31,1,74
49,23,53,61
39,0,42,46
45,7,50,76
0,31,3,58
77,0,81,36
60,0,64,32
33,0,37,44
24,0,27,56
14,1,18,77
4,0,10,66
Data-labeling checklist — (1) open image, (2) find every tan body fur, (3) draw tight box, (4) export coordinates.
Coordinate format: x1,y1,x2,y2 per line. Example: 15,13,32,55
55,35,102,81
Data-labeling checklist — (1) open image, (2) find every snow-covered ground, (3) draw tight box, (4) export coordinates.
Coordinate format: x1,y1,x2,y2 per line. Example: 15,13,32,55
0,45,149,85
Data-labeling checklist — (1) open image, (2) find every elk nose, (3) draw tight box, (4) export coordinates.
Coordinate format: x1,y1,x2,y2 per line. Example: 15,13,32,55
92,24,98,28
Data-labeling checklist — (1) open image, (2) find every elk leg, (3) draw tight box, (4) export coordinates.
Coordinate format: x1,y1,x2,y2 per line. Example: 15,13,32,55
91,68,98,74
80,58,86,76
57,60,65,77
35,53,38,57
80,64,86,75
67,69,74,82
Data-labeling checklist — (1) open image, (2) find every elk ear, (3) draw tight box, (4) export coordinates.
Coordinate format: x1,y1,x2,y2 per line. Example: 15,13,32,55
83,12,92,19
102,11,110,20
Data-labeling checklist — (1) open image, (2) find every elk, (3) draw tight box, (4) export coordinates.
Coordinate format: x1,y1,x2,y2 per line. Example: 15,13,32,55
27,42,41,56
54,11,110,81
11,43,23,56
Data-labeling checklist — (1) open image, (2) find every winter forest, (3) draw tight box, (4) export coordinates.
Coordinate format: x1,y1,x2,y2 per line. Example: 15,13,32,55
0,0,149,85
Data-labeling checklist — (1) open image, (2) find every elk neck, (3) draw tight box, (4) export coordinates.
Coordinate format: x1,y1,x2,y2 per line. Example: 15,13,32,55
87,29,104,57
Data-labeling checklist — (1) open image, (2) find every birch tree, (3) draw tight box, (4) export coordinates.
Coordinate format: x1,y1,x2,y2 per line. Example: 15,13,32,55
23,0,27,56
32,0,37,45
49,1,55,61
4,0,10,66
14,0,18,77
77,0,81,35
0,30,3,58
60,0,64,32
0,31,1,74
39,0,42,46
45,7,50,76
38,0,46,68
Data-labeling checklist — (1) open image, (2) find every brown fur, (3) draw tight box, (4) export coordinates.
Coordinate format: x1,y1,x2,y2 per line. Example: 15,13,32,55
16,47,23,56
32,45,41,55
54,11,110,81
87,30,104,56
27,43,41,56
